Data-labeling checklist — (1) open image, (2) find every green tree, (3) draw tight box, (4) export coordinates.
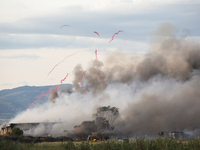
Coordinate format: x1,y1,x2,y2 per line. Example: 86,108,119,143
93,106,119,128
12,127,23,136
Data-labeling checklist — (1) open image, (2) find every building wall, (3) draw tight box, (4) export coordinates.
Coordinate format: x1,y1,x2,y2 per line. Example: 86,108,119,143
0,127,12,135
0,129,3,135
1,122,58,136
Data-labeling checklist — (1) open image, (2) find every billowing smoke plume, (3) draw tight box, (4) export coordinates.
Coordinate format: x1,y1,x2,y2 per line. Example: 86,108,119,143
48,86,73,103
73,23,200,135
9,23,200,137
74,24,200,93
48,90,58,103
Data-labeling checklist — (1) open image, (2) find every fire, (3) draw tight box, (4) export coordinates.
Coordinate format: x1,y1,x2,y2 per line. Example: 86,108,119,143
93,138,100,142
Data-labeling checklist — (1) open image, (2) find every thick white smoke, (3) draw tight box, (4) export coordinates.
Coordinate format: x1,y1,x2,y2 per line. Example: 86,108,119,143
10,23,200,137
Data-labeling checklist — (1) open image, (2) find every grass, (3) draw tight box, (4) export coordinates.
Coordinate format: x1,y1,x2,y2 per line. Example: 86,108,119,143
1,137,200,150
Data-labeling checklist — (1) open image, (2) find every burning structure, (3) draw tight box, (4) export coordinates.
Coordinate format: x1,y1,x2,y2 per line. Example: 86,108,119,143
63,106,116,140
158,131,192,140
64,119,110,141
3,23,200,139
0,122,58,136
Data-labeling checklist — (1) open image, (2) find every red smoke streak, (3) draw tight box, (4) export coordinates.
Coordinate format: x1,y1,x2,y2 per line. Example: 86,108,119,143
109,30,125,43
95,50,97,60
80,70,87,84
79,70,87,91
94,31,100,38
29,74,68,108
29,88,54,109
47,52,77,76
94,50,103,83
98,69,104,83
60,25,70,28
54,73,69,93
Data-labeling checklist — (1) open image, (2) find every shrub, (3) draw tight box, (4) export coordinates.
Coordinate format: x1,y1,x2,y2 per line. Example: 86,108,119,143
11,127,23,136
0,139,34,150
64,141,76,150
6,131,11,135
60,137,200,150
78,142,91,150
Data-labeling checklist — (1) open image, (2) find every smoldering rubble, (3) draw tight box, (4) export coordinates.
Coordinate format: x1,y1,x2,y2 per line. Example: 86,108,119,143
8,23,200,138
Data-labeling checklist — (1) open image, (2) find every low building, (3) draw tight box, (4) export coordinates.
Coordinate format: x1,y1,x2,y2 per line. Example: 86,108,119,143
1,122,58,136
159,131,190,140
1,125,12,135
64,118,111,140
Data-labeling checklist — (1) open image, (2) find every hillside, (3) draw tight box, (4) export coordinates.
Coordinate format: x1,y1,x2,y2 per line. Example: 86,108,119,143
0,84,72,121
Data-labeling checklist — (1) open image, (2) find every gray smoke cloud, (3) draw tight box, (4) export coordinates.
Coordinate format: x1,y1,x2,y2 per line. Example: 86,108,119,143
72,23,200,136
73,24,200,91
9,23,200,137
73,60,106,95
115,73,200,136
48,90,58,103
48,86,73,103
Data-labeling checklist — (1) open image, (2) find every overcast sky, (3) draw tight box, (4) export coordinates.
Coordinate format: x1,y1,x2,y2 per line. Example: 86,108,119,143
0,0,199,90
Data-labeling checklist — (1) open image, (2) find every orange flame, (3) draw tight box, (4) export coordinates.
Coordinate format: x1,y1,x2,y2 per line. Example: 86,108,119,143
93,138,97,141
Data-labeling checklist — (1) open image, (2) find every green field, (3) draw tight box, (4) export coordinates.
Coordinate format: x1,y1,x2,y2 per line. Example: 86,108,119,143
1,137,200,150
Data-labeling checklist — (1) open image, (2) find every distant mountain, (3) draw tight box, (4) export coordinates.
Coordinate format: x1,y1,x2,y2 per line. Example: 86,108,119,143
0,84,72,119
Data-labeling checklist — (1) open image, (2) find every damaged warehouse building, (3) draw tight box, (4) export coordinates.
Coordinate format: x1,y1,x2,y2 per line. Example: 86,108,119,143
0,117,112,140
1,105,200,140
63,106,119,141
64,117,110,141
0,122,58,136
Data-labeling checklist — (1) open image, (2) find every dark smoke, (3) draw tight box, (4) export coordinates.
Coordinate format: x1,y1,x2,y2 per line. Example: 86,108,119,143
72,23,200,136
10,23,200,137
73,23,200,88
48,90,58,103
60,86,73,94
115,73,200,135
48,86,73,103
73,60,106,94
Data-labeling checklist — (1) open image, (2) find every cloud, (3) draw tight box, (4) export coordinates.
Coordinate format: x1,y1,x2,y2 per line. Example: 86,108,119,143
0,0,199,92
2,83,13,87
0,1,199,51
18,81,29,86
0,54,41,60
0,33,86,50
0,1,199,38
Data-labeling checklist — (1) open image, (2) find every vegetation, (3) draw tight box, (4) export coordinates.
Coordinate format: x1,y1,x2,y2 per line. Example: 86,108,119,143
1,136,200,150
11,127,23,136
0,139,34,150
6,127,23,136
93,106,119,128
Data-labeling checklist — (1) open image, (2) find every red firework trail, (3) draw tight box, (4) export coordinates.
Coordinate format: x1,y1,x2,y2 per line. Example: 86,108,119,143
54,73,69,93
36,89,53,101
80,70,87,84
47,52,77,76
94,31,100,38
109,30,125,43
98,69,104,83
79,70,87,91
29,74,68,108
60,25,70,28
95,50,97,60
29,88,54,108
